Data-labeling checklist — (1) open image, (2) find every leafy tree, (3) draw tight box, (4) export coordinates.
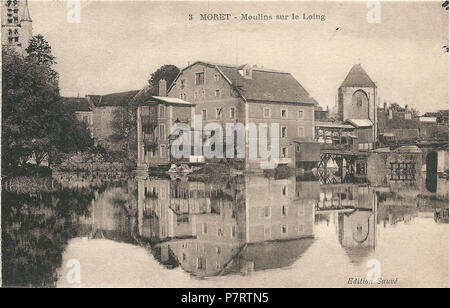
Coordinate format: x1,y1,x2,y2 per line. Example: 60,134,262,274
2,36,93,173
148,64,180,95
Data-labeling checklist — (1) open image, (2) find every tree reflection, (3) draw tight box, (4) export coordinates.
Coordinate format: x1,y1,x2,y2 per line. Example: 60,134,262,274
1,187,93,287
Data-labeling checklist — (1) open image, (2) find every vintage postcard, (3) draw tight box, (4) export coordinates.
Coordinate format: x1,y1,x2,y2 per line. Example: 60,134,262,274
1,0,448,291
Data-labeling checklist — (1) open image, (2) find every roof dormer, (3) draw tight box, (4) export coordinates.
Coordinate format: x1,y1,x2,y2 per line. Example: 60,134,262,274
238,64,253,79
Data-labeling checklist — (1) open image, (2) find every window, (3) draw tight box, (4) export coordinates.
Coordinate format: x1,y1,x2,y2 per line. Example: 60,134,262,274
160,144,166,158
282,206,287,217
215,89,220,97
202,89,206,98
217,228,224,237
202,109,207,121
298,126,304,137
195,72,205,85
182,253,187,261
231,226,236,238
159,124,165,139
263,107,271,118
214,74,220,81
281,147,288,158
230,107,236,119
216,108,223,119
281,109,287,118
264,206,271,217
298,110,304,119
282,185,287,196
281,225,287,234
197,257,206,270
159,105,165,118
390,162,416,181
298,224,304,233
194,91,198,100
216,247,221,255
202,223,208,234
83,115,89,124
281,126,287,138
180,79,185,89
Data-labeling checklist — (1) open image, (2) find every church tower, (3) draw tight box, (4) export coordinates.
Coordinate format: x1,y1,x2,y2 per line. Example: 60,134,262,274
1,0,33,56
338,64,377,144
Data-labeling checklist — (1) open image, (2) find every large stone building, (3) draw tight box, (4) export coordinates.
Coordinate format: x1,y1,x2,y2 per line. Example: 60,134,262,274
165,61,316,169
1,0,32,55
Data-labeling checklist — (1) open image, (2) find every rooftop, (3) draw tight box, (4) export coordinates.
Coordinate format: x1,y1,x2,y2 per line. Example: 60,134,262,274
62,97,91,112
171,61,315,105
86,90,141,107
340,64,376,88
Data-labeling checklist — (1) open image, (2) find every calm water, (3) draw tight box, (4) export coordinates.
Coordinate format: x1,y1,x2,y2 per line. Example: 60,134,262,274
2,171,448,288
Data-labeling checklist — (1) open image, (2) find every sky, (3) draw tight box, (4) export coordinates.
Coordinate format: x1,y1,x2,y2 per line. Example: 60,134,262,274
28,0,449,113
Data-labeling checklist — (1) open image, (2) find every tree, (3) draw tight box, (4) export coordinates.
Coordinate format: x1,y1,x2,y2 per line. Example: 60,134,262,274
148,64,180,95
2,36,93,173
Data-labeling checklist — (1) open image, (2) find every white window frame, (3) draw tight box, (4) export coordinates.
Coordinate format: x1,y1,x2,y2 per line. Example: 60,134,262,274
281,147,288,158
160,144,166,158
264,206,271,218
263,107,271,119
216,108,223,119
202,108,207,121
281,126,287,138
159,124,166,139
230,107,236,119
282,185,287,196
298,126,304,137
195,72,205,85
215,89,220,97
282,205,288,217
298,109,304,119
281,109,288,119
281,224,287,234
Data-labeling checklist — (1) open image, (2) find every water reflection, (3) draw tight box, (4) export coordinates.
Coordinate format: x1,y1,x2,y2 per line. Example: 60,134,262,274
1,170,448,287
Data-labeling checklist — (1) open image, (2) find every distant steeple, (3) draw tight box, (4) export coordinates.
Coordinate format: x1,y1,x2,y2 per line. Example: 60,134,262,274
340,64,376,88
21,0,32,22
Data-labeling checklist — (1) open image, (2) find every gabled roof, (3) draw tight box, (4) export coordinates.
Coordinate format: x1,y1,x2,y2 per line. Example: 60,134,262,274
170,61,315,105
151,96,195,106
340,64,376,88
87,90,140,107
345,119,373,128
62,97,92,112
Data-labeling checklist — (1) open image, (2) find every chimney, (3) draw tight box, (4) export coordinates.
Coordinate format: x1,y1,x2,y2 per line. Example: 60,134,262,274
159,79,167,97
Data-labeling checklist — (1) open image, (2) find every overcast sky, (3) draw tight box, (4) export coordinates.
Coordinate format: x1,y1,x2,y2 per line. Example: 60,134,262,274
29,0,448,113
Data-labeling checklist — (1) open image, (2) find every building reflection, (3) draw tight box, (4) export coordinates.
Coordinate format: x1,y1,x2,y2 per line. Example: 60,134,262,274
136,174,317,277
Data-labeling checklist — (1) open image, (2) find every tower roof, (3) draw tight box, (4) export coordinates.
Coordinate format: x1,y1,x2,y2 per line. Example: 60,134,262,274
340,64,376,88
21,0,32,22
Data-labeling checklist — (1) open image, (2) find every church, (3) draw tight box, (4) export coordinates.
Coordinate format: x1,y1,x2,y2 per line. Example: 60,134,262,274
1,0,33,56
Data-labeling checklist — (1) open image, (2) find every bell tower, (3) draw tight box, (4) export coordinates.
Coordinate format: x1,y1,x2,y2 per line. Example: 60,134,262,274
338,64,377,142
1,0,33,56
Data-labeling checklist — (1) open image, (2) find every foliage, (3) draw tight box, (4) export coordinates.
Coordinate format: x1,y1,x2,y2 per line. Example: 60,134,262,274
1,187,93,287
148,64,180,94
2,36,94,174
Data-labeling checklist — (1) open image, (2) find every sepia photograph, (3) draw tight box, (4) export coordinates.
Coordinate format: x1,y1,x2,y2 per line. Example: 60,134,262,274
1,0,449,291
